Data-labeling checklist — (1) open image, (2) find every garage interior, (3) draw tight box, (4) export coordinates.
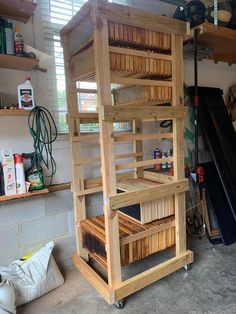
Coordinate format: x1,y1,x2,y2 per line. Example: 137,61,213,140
1,0,236,313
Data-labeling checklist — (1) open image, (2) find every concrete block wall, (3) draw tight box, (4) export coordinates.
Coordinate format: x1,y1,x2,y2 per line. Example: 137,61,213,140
0,190,76,271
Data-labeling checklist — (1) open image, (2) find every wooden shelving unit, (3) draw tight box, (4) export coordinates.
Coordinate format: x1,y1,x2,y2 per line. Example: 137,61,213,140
0,54,38,71
61,0,193,306
0,0,37,23
186,22,236,64
0,188,49,203
0,109,30,116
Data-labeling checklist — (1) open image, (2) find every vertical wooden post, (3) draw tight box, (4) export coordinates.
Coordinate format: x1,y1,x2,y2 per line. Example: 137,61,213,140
62,36,88,261
92,11,122,286
133,119,144,178
171,34,186,256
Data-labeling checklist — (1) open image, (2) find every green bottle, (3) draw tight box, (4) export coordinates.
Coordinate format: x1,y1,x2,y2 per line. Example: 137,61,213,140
0,17,5,54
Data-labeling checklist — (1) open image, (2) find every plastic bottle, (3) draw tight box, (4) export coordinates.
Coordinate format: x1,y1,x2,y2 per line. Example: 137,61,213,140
0,17,5,54
17,77,35,110
4,21,14,55
14,154,26,194
14,26,24,56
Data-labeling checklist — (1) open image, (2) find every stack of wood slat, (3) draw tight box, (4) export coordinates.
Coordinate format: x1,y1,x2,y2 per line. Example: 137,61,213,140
81,213,175,268
108,21,171,52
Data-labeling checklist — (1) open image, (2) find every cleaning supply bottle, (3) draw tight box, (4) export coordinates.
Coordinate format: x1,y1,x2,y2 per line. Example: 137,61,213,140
4,21,14,55
14,26,24,56
0,17,5,54
17,77,35,110
14,154,26,194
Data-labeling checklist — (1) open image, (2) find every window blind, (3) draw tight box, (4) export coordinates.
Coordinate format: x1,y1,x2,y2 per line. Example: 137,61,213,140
37,0,131,133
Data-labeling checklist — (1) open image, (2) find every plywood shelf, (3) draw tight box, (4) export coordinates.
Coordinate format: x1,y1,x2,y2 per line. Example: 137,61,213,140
0,188,49,203
0,0,37,23
0,109,30,116
187,22,236,64
0,54,38,71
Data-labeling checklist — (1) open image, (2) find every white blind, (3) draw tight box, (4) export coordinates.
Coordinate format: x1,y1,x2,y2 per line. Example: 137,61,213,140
38,0,130,133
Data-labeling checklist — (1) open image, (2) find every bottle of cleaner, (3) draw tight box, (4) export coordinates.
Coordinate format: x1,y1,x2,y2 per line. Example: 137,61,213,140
1,149,16,196
18,77,35,110
4,21,14,55
14,154,26,194
14,26,24,56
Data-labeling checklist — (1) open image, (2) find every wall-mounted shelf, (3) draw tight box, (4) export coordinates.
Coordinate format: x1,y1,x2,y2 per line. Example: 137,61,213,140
0,54,38,71
0,189,49,203
0,0,37,23
186,22,236,64
0,109,30,116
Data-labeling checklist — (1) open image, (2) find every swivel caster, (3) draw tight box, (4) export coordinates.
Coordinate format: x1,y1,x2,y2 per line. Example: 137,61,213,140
184,264,191,271
114,299,125,309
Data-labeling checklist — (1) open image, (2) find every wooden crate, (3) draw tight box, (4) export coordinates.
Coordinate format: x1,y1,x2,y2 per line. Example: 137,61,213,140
81,214,175,268
113,85,172,105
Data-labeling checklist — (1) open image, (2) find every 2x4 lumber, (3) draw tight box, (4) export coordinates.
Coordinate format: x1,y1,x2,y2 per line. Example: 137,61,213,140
93,13,122,286
67,112,99,124
76,186,102,196
74,153,143,166
113,132,173,142
71,134,99,142
111,77,172,87
108,179,189,210
102,106,187,122
120,219,175,245
172,34,186,256
77,88,97,94
109,46,172,61
114,250,194,301
133,119,144,178
62,35,88,261
143,170,174,184
96,0,188,36
72,253,113,304
116,157,173,171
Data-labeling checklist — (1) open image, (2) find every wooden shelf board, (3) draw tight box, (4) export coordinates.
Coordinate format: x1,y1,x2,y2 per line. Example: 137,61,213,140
0,188,49,203
0,55,38,71
187,22,236,64
0,109,30,116
0,0,37,23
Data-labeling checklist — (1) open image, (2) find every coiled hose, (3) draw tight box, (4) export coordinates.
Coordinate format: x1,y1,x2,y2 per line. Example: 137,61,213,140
28,106,57,185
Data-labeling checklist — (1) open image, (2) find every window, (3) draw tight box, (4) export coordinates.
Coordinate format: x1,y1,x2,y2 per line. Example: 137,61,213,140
38,0,130,133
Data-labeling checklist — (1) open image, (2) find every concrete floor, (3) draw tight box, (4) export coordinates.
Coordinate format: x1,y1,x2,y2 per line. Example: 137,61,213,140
18,237,236,314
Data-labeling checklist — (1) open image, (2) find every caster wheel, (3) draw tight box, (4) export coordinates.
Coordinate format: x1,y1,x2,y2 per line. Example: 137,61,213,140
114,299,125,309
184,264,191,271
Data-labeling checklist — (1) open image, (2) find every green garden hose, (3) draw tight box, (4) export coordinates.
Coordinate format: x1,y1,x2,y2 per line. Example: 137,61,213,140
28,106,57,186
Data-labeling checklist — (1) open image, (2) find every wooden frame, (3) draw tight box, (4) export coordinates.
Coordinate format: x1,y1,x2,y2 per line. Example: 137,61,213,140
61,0,193,306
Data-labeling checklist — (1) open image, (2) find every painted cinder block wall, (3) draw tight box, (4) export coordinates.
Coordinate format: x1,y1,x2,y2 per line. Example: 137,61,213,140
0,0,236,270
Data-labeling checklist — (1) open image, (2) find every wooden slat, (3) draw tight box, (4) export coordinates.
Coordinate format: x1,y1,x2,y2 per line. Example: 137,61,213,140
108,179,189,210
48,183,71,192
143,170,174,184
111,77,172,87
109,46,172,61
113,132,173,142
76,186,102,196
0,54,38,71
77,88,97,94
116,157,173,171
114,250,193,301
84,172,134,190
72,253,113,304
103,106,187,122
120,220,175,245
70,134,99,142
74,153,143,166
